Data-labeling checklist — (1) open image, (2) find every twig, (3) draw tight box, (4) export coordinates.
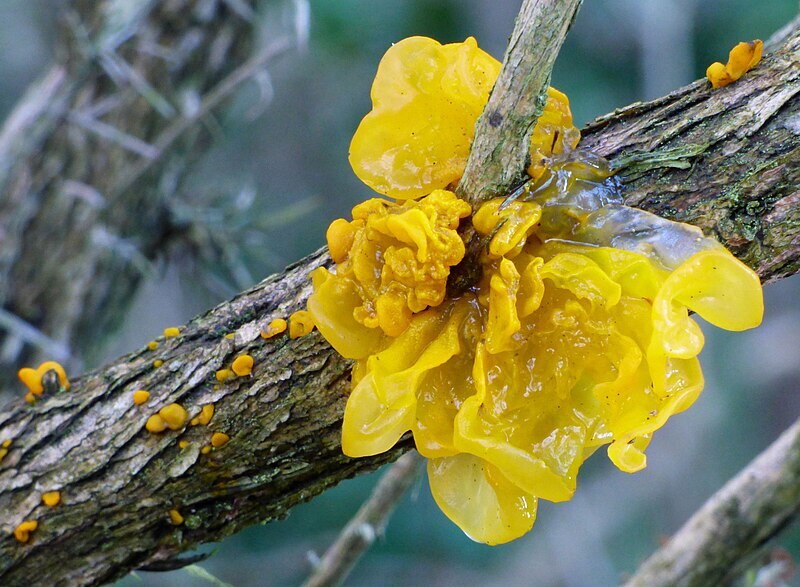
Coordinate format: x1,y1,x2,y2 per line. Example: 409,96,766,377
624,417,800,587
302,451,425,587
457,0,583,206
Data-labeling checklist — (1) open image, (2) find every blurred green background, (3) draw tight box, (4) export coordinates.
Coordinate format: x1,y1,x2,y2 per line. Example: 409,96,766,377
1,0,799,585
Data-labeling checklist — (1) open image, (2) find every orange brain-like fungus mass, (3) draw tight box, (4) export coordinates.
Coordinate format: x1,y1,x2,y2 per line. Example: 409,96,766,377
308,36,764,545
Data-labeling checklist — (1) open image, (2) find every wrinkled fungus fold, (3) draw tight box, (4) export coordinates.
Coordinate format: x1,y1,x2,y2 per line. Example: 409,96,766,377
309,35,764,545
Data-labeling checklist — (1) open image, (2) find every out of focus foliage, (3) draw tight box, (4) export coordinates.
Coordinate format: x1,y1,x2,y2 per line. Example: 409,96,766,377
1,0,798,585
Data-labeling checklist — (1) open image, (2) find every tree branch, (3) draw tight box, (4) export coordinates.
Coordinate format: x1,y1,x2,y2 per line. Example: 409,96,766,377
302,451,424,587
0,16,798,587
623,416,800,587
457,0,583,206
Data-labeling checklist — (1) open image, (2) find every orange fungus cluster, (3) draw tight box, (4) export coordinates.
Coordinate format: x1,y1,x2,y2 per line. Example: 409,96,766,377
706,39,763,89
307,36,764,544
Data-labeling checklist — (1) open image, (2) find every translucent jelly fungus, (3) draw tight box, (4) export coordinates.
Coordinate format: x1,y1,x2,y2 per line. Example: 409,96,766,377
18,361,70,397
311,190,471,339
707,39,763,89
164,327,181,338
133,390,150,405
231,354,254,377
261,318,288,339
350,37,579,199
42,491,61,507
14,520,38,543
211,432,230,448
289,310,315,339
310,35,764,545
169,509,184,525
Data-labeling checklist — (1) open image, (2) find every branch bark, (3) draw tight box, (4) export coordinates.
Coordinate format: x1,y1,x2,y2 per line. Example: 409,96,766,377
0,0,287,397
624,417,800,587
0,17,798,587
457,0,583,206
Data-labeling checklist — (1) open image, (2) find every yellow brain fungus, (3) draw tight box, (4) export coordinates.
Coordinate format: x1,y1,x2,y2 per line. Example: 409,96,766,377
42,491,61,507
191,404,215,426
211,432,230,448
178,440,190,450
18,361,70,397
308,36,765,545
231,354,254,377
146,403,189,433
133,390,150,405
707,39,763,89
289,310,315,339
349,36,579,200
147,340,159,351
169,509,184,525
153,359,164,368
201,445,212,455
310,190,471,341
261,318,288,339
164,327,181,338
13,520,38,543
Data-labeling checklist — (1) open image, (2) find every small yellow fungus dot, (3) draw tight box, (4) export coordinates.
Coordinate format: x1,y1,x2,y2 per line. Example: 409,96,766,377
231,354,254,377
211,432,230,448
0,444,8,465
178,440,190,449
147,340,159,351
146,414,168,433
215,368,235,382
42,491,61,507
201,445,212,455
326,218,356,264
191,404,215,426
169,509,184,525
18,361,70,396
153,359,164,368
289,311,315,339
164,327,181,338
224,333,235,340
13,520,38,543
24,393,35,405
133,390,150,405
159,403,189,430
260,318,288,339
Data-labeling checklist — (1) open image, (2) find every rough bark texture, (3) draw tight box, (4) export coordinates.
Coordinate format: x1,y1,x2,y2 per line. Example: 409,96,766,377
0,17,798,587
582,30,800,284
457,0,583,206
624,418,800,587
0,0,278,396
